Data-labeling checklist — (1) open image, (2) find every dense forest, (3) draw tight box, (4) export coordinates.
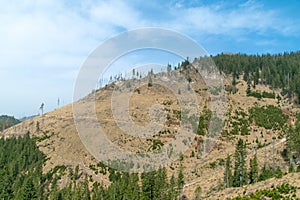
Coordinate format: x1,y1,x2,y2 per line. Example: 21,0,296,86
0,133,186,200
213,52,300,101
0,133,44,199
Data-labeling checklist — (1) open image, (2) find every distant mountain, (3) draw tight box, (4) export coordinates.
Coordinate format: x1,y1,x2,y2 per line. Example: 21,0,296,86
19,114,38,122
0,115,20,130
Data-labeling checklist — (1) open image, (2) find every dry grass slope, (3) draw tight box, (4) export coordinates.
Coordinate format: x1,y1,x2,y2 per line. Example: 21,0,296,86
2,69,300,199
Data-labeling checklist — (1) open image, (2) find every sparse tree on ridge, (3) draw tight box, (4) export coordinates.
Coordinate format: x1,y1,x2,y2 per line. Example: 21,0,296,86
39,103,44,115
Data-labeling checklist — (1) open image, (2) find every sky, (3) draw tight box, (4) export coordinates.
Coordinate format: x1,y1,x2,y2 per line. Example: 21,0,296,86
0,0,300,118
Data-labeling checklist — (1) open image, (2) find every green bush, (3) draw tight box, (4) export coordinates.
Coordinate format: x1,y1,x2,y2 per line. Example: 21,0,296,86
249,105,288,130
229,183,297,200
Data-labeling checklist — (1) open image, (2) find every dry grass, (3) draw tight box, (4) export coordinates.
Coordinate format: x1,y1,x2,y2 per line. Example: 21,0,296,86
2,73,300,198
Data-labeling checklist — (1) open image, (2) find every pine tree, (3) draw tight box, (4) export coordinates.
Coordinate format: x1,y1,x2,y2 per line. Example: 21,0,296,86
128,173,140,200
91,182,103,200
233,139,247,187
168,175,176,200
154,167,168,199
82,175,90,200
148,72,153,87
254,68,259,87
40,103,44,115
141,171,156,200
177,164,184,200
288,117,300,157
224,155,233,187
21,178,37,200
249,154,259,184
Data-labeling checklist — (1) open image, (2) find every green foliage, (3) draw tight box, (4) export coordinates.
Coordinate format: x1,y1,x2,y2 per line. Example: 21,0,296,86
97,162,107,175
180,58,190,69
259,166,283,181
21,178,38,200
213,52,300,102
247,90,275,99
163,100,173,106
225,85,238,94
209,161,216,169
224,155,233,188
173,110,181,120
194,186,202,200
0,132,182,200
151,139,164,151
233,139,247,187
249,105,288,130
0,133,45,199
262,91,276,99
228,183,297,200
225,139,286,189
197,108,212,135
249,154,258,184
286,113,300,160
177,164,184,193
224,108,250,137
140,167,180,200
0,135,170,200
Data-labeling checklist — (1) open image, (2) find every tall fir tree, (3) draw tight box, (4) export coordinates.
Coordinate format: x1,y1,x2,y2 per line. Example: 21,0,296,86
21,178,37,200
154,167,168,199
168,175,177,200
233,139,247,187
224,155,233,187
141,171,156,200
249,154,259,184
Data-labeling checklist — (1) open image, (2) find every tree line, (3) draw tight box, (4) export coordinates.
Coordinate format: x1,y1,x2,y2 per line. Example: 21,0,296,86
224,135,300,189
0,132,186,200
224,139,284,188
212,52,300,101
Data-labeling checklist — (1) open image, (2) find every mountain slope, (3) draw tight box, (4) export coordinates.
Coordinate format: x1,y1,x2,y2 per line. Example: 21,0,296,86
2,60,300,199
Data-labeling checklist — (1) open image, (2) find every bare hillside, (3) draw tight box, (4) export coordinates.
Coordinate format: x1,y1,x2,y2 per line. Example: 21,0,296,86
2,67,300,199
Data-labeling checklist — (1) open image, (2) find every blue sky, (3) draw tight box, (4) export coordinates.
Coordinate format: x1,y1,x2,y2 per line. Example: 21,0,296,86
0,0,299,118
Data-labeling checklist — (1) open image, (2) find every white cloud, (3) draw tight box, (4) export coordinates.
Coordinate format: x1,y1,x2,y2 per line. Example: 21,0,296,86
163,1,297,37
89,0,145,29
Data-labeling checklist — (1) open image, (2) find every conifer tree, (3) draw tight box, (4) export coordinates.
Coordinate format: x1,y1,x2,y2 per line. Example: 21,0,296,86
141,171,156,200
249,154,259,184
224,155,233,187
177,164,184,200
168,175,176,200
154,167,168,199
21,178,37,200
233,139,247,187
82,175,90,200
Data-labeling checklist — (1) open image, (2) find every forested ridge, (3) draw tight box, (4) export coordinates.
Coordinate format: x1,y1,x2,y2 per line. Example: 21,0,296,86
213,52,300,101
